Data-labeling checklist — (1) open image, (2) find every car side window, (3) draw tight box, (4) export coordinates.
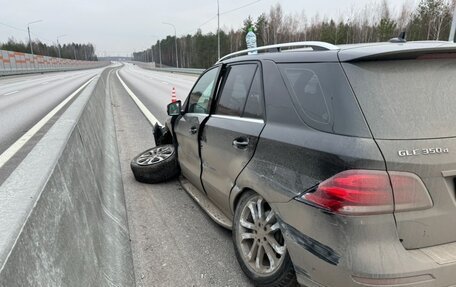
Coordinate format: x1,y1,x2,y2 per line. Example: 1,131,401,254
188,67,219,114
279,66,330,124
242,69,264,119
216,64,257,117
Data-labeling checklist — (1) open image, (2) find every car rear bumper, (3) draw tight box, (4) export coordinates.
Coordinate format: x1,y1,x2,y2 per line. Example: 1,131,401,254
273,200,456,287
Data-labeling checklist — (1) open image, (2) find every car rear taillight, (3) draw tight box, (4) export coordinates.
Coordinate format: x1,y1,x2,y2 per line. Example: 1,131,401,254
389,171,433,212
300,170,432,215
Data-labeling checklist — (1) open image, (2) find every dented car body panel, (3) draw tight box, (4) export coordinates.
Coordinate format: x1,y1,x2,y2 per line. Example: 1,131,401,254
275,200,456,287
162,41,456,286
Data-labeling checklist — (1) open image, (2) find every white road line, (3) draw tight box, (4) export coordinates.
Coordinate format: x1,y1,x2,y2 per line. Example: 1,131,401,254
41,81,49,85
3,91,19,96
116,70,162,126
0,76,96,169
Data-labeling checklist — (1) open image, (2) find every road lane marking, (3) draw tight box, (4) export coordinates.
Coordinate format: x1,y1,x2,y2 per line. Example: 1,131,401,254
3,91,19,96
0,76,96,169
41,81,49,85
116,70,162,126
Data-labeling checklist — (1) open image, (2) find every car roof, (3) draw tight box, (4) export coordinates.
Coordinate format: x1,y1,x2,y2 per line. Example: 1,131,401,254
338,41,456,61
220,41,456,64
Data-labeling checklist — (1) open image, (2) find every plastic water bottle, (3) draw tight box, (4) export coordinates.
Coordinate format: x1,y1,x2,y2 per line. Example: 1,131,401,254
246,27,257,55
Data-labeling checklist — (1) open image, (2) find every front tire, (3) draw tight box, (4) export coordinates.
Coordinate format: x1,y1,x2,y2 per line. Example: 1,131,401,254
130,144,180,183
233,191,297,287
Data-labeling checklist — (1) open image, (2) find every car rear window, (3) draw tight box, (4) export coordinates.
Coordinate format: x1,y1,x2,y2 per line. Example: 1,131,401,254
343,58,456,139
278,63,370,138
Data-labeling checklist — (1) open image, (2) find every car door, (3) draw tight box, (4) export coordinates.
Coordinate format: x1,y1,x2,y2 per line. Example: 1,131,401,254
174,66,221,191
200,63,265,216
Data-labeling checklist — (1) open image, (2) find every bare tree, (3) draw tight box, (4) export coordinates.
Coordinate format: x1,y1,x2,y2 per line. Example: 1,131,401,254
268,3,283,44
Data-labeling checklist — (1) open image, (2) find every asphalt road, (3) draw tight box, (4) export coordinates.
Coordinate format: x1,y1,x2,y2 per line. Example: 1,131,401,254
118,63,196,123
112,64,253,286
0,69,105,154
0,64,253,286
0,68,109,184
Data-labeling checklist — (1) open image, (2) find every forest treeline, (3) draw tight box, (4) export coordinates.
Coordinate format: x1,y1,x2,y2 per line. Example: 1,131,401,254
134,0,456,68
0,39,98,61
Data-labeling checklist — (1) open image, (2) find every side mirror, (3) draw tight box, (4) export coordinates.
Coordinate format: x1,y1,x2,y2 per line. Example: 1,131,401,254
167,100,182,116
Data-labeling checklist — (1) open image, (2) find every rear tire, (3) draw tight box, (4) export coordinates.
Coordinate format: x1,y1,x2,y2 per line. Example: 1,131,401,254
233,191,297,287
130,144,180,183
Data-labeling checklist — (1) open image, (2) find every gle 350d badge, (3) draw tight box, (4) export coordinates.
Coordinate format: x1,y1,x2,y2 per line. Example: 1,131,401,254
398,148,449,157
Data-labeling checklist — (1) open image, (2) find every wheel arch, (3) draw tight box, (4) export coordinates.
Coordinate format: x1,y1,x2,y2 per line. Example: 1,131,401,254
230,185,273,214
154,115,181,147
230,185,251,214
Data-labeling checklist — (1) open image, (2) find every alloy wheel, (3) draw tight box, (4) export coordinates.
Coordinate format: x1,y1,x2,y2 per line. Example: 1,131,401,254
136,146,174,166
237,195,286,275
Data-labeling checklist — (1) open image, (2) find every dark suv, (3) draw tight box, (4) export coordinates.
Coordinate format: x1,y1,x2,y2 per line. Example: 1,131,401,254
131,40,456,287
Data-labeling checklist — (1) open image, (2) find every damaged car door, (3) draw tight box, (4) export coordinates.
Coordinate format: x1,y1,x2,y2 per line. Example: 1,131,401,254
200,63,265,216
174,66,221,191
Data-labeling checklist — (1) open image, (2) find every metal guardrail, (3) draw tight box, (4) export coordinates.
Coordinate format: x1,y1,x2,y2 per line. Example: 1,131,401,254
151,67,204,75
128,61,204,75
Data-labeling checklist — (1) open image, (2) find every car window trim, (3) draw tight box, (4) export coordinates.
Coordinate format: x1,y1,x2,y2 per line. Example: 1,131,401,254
240,66,259,116
184,112,210,117
213,61,261,117
208,64,228,115
210,114,264,124
241,64,266,121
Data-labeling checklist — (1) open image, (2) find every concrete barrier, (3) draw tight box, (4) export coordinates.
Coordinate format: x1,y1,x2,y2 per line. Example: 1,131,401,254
0,68,135,286
0,49,109,76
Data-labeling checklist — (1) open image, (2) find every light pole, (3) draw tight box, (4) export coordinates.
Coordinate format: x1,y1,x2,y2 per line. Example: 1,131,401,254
158,40,162,67
217,0,220,60
450,6,456,42
56,34,66,58
27,20,43,55
163,22,178,68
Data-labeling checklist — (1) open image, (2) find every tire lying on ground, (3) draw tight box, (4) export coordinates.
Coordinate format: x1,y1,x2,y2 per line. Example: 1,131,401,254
130,144,180,183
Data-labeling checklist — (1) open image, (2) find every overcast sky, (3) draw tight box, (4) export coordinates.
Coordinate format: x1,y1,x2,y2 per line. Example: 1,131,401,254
0,0,418,56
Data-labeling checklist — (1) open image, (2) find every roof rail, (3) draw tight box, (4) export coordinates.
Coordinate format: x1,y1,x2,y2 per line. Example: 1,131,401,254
217,41,339,63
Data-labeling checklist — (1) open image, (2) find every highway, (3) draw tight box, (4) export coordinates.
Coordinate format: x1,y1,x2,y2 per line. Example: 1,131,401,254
0,68,108,183
118,63,196,123
111,64,252,286
0,63,251,287
0,63,252,286
0,70,107,152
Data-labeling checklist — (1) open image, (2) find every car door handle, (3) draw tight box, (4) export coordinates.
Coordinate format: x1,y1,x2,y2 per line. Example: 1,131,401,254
189,126,198,134
232,137,249,149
